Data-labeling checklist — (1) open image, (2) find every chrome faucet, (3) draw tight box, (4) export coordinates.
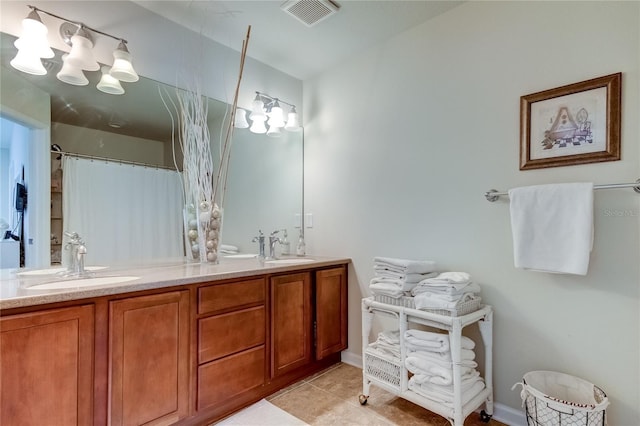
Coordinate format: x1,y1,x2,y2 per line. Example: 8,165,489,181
64,231,88,277
267,230,282,260
252,230,265,259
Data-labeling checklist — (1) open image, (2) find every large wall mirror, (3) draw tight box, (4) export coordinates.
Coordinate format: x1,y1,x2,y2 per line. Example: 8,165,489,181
0,32,303,269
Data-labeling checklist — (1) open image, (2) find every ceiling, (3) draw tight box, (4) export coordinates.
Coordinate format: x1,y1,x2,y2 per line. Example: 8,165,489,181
133,0,464,80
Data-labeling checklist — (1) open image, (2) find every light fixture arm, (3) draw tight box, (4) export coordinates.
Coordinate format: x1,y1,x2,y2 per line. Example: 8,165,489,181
255,91,296,109
27,4,128,44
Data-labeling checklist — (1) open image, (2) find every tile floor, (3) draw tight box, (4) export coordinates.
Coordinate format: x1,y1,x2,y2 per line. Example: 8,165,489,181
267,363,507,426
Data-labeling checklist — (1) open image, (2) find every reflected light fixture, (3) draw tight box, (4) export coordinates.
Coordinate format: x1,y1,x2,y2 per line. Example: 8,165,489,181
234,108,249,128
97,66,124,95
10,5,139,94
241,91,302,134
56,54,89,86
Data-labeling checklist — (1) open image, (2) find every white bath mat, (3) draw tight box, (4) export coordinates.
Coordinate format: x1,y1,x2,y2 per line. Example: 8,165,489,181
216,399,308,426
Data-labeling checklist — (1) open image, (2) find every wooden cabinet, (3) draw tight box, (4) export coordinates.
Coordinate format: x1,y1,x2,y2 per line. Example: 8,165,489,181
270,272,313,378
315,266,348,359
109,290,190,425
197,278,267,411
0,305,94,426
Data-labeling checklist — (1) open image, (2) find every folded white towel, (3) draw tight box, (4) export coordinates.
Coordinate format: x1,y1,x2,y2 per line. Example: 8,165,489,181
374,269,438,283
373,257,437,274
369,282,406,298
408,369,480,386
421,272,472,284
406,350,478,369
377,330,400,345
413,293,477,311
368,341,401,359
367,345,401,362
220,244,239,253
408,376,485,407
370,277,419,292
412,281,481,297
508,182,594,275
406,348,476,363
404,329,450,352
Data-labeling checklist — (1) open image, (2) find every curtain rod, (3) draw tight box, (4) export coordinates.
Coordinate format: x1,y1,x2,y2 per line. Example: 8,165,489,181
485,179,640,202
52,150,178,171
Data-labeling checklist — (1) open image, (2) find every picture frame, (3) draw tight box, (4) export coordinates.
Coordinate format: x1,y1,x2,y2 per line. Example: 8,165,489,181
520,73,621,170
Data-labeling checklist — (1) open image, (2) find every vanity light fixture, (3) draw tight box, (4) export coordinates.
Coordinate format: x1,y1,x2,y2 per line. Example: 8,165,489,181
10,5,139,93
10,7,53,75
243,91,301,134
56,54,89,86
234,108,250,128
97,66,125,95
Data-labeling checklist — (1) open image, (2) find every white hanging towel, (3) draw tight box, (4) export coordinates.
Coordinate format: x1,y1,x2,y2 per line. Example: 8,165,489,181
508,182,594,275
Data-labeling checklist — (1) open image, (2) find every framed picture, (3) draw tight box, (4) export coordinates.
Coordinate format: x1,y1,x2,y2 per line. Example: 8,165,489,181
520,73,621,170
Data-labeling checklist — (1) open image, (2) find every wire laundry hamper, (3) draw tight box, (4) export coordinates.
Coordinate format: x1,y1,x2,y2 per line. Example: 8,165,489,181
514,371,609,426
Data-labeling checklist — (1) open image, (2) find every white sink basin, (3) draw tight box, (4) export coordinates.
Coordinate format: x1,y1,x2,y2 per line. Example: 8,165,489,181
28,276,140,290
18,266,107,276
264,258,316,265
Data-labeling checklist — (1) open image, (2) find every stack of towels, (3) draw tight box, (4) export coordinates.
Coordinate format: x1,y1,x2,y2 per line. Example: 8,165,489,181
367,330,401,361
404,329,485,407
220,244,239,255
411,272,481,311
369,257,437,298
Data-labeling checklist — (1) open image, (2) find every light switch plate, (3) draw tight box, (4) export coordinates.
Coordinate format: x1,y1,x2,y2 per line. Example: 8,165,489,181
294,213,302,228
305,213,313,228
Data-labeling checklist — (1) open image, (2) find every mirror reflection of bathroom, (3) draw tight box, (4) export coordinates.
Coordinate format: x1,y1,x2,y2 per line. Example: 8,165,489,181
0,31,303,269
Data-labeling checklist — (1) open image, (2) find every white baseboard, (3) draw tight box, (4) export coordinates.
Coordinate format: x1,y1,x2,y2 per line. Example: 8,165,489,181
340,351,526,426
491,402,526,426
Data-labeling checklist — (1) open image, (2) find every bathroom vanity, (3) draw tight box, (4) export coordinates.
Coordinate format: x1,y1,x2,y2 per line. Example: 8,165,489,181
0,257,349,426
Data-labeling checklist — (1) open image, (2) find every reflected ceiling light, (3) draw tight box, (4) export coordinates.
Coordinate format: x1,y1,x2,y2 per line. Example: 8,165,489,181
240,91,302,135
110,41,138,82
97,66,124,95
56,54,89,85
234,108,249,128
10,5,139,89
10,48,47,75
284,106,301,132
250,119,267,134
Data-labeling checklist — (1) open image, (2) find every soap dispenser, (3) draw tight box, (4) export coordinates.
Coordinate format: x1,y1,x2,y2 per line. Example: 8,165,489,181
281,229,290,256
296,230,306,257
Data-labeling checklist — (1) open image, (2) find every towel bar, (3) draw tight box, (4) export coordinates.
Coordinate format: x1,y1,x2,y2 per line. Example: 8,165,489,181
485,179,640,202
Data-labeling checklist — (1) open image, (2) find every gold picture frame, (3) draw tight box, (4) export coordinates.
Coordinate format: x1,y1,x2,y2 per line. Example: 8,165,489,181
520,73,621,170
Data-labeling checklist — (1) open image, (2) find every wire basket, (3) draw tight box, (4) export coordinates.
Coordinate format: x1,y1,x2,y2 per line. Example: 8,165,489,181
364,349,402,389
372,294,481,316
514,371,608,426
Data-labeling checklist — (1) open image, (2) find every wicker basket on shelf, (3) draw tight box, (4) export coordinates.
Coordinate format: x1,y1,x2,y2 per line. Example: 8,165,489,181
372,294,481,317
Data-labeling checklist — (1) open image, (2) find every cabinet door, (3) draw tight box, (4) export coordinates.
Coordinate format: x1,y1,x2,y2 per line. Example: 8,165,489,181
315,266,348,360
109,291,189,426
270,272,312,378
0,305,94,426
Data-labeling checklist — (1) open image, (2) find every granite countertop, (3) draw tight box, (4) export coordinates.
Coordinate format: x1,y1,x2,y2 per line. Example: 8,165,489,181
0,256,350,310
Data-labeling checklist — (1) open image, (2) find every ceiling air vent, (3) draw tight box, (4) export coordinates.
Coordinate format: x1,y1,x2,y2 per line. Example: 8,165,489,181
281,0,340,27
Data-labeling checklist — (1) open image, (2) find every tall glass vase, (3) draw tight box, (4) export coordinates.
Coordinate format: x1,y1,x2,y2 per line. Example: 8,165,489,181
184,201,222,263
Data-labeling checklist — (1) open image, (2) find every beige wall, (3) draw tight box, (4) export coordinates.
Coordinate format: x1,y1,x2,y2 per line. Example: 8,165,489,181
304,1,640,424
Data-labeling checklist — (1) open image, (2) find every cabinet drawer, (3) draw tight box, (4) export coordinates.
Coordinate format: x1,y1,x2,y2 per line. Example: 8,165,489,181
198,278,266,315
197,346,265,410
199,306,265,364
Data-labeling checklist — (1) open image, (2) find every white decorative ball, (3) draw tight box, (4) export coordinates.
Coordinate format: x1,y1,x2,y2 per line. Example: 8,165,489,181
191,244,200,253
211,219,220,230
200,201,211,212
206,240,216,249
188,230,198,240
200,212,211,223
207,252,217,262
212,209,221,219
188,219,198,230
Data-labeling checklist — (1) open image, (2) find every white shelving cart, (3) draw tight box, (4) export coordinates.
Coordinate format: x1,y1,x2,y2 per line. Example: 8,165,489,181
360,297,493,426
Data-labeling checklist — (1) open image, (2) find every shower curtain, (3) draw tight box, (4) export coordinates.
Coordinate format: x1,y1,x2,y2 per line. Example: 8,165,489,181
62,156,184,266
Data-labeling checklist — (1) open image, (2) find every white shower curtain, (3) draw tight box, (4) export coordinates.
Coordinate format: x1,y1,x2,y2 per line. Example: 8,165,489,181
62,156,184,266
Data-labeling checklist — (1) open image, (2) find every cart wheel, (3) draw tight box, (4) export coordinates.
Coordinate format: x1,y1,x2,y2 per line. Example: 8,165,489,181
358,394,368,405
480,410,492,423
